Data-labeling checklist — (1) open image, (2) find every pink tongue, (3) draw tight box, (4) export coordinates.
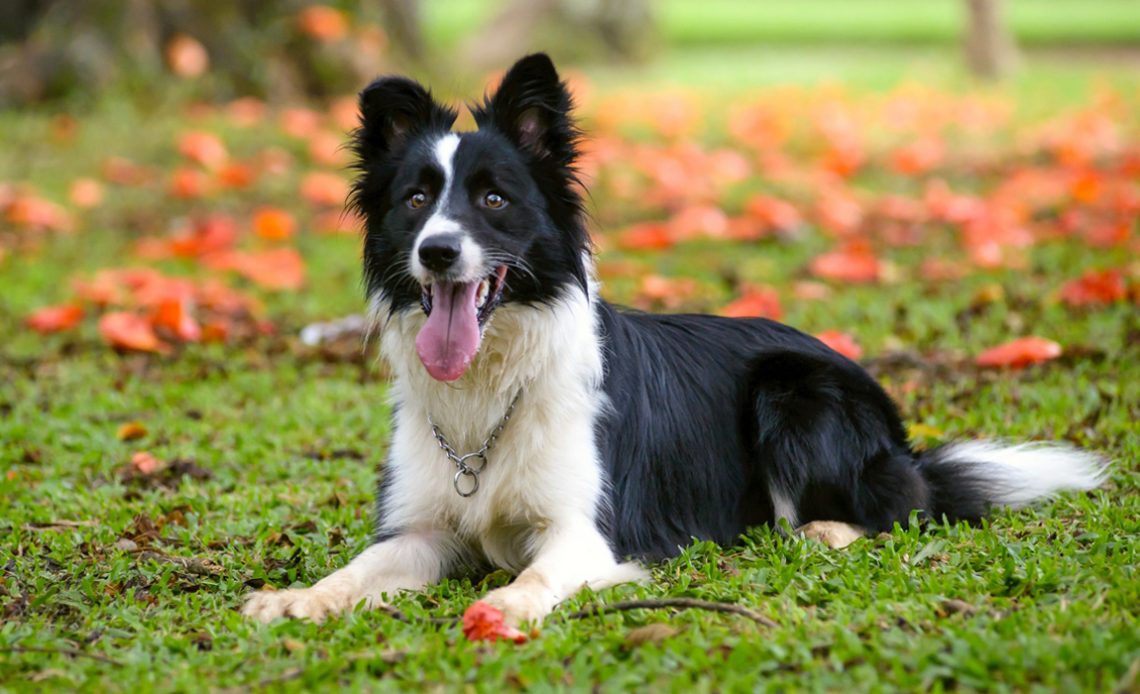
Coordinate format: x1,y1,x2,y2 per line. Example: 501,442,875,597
416,281,481,381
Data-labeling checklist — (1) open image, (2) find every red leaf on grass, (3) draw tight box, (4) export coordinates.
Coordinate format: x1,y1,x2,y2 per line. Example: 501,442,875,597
809,241,881,283
462,602,528,644
815,330,863,360
69,178,104,209
252,207,297,241
152,298,202,342
976,336,1062,369
216,162,257,190
299,171,350,207
26,304,84,333
99,312,167,353
168,167,210,199
720,286,782,320
744,195,802,234
130,451,163,475
5,194,74,231
635,274,699,310
617,222,673,251
280,108,323,139
178,131,228,170
209,248,306,291
1059,269,1126,307
888,136,945,176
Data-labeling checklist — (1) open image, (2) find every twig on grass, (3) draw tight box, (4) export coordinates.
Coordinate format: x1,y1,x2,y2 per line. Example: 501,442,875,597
562,598,778,628
21,520,98,531
373,598,776,629
0,646,123,666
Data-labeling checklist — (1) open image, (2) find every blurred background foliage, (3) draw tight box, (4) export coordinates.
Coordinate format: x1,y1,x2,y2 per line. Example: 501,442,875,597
2,0,1139,107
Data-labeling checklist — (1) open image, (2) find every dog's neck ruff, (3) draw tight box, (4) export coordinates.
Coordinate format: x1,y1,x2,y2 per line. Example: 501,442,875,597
429,389,523,497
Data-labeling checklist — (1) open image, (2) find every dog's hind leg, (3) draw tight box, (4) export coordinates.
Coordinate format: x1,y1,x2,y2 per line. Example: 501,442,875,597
749,352,927,542
242,529,459,623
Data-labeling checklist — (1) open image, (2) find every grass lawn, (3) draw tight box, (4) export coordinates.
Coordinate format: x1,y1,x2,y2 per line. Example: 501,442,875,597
424,0,1140,48
2,47,1139,692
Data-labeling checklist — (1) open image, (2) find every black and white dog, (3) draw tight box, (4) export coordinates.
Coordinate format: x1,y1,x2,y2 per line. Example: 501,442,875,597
243,54,1107,626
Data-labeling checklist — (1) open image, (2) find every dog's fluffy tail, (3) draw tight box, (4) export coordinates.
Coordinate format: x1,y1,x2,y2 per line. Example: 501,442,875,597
917,441,1109,523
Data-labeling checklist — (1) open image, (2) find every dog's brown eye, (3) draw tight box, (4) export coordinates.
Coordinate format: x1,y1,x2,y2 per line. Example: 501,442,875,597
483,192,507,209
407,192,428,209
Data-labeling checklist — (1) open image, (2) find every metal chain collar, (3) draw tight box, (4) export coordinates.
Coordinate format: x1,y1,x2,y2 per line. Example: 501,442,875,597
429,390,522,497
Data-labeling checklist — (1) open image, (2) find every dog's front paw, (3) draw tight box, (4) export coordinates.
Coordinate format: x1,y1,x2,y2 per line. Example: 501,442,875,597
796,520,866,549
241,587,355,623
479,584,553,630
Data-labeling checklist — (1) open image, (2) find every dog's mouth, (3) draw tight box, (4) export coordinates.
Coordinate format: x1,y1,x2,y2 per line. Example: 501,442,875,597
414,266,508,382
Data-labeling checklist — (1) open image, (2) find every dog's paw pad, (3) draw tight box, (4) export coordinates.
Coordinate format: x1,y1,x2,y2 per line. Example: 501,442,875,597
795,521,866,549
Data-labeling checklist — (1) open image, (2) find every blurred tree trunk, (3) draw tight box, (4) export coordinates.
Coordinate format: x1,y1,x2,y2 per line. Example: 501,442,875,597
0,0,390,107
963,0,1017,79
460,0,656,73
378,0,424,64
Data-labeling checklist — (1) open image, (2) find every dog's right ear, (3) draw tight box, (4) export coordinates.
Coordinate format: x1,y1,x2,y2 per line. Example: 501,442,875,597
356,77,456,157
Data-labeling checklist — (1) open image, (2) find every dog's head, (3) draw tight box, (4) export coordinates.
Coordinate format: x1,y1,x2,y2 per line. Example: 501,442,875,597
351,54,589,382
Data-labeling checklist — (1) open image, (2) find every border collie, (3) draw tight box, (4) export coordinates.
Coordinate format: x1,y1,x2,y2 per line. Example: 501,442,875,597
243,54,1107,627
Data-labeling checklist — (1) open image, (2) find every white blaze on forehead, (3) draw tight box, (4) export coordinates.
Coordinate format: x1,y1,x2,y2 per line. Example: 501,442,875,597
410,133,484,282
434,134,461,195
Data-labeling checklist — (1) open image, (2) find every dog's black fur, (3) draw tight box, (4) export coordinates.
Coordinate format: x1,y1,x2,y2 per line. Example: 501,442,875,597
350,54,1094,564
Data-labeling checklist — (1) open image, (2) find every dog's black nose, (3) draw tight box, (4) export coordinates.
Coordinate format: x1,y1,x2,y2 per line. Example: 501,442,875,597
418,234,462,272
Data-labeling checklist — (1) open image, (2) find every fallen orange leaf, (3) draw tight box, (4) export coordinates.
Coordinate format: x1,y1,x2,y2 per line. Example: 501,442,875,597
1059,269,1126,307
815,330,864,360
252,207,297,241
216,162,257,189
721,286,782,320
99,312,167,353
178,131,228,170
26,304,84,333
152,298,202,342
462,602,528,644
809,242,881,283
976,336,1062,369
130,451,163,475
69,178,104,209
280,108,323,139
226,97,267,127
168,167,210,199
745,195,802,233
117,422,148,442
209,248,306,291
5,194,74,231
635,274,699,310
617,222,673,251
299,171,349,207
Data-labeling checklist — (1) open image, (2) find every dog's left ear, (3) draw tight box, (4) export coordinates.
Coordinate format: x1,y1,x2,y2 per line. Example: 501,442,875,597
485,53,577,164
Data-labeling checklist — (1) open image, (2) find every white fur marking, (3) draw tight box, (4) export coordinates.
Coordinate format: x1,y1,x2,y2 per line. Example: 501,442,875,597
410,134,486,283
770,489,799,529
942,440,1109,508
434,133,460,186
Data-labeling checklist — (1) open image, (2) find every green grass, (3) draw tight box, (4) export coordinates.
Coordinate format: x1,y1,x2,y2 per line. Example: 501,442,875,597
2,52,1140,692
424,0,1140,49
